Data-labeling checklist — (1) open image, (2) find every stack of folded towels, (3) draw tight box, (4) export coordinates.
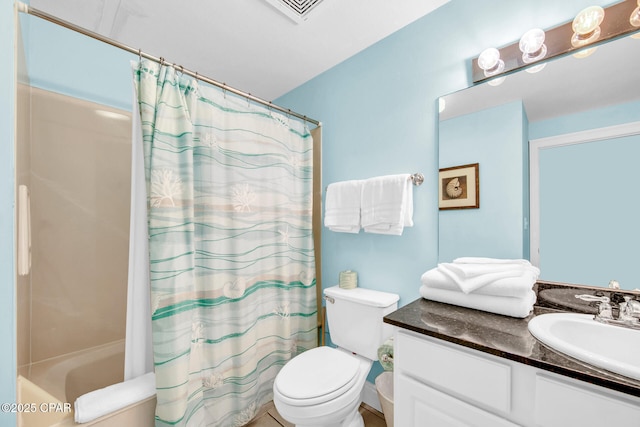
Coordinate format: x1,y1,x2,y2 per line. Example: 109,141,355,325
420,257,540,318
324,174,413,235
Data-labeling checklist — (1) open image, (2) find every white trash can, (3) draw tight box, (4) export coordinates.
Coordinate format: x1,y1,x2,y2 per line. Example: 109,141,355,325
375,372,394,427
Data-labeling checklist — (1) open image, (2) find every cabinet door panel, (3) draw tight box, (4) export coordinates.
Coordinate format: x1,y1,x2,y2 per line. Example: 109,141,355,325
535,375,640,427
397,331,512,413
396,373,519,427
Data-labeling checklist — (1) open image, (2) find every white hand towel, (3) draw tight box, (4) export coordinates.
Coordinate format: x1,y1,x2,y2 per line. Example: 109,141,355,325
421,267,537,298
420,285,536,318
324,180,364,233
361,174,413,235
74,372,156,423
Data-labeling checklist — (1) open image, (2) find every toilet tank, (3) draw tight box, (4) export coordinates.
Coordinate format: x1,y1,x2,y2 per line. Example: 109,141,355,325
324,286,399,360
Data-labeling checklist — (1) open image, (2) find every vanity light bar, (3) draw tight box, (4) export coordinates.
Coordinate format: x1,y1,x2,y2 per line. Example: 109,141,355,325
471,0,640,83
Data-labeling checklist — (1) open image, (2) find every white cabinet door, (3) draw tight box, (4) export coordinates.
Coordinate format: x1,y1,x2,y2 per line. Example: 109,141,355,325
396,373,520,427
396,330,512,413
535,375,640,427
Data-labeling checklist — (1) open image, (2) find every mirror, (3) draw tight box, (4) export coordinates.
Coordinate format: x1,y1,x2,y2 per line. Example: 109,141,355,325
438,33,640,290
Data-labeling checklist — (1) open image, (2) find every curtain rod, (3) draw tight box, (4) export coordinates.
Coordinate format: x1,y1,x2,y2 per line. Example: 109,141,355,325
16,2,321,127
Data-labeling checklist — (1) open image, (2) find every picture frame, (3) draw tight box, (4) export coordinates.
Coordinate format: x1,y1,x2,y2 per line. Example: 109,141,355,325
438,163,479,210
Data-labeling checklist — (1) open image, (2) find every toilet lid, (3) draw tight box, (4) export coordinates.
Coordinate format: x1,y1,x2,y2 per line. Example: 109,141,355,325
276,347,360,401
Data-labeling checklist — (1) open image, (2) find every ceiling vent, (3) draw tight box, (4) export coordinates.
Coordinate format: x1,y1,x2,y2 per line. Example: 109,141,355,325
264,0,326,24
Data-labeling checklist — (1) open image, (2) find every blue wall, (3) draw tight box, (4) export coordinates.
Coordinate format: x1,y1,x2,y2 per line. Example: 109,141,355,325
539,134,640,288
532,100,640,288
531,99,640,139
25,15,135,111
439,101,527,262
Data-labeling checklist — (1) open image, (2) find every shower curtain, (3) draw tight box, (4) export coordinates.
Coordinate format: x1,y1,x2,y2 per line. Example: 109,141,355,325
132,59,317,427
125,82,154,381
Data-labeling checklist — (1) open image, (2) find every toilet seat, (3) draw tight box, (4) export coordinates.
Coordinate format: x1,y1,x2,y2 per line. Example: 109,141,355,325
274,347,360,406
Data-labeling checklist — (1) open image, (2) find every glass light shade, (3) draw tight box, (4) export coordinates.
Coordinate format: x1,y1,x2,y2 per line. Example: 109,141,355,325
571,6,605,47
488,76,506,86
572,46,597,59
478,47,505,77
572,6,605,34
519,28,547,63
631,0,640,27
525,63,546,73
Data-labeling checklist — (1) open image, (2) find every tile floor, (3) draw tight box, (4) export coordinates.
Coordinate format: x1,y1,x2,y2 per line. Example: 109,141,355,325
247,401,387,427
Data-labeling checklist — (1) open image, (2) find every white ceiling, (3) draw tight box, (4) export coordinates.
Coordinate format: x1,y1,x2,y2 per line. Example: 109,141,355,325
29,0,450,100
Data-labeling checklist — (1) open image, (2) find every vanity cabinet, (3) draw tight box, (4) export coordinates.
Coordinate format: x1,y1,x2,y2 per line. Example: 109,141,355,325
394,329,640,427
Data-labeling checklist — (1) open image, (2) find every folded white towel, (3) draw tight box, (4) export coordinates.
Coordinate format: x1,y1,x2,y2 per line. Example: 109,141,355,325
437,262,540,294
421,267,537,298
420,285,536,318
443,262,540,279
324,180,364,233
453,257,532,265
361,174,413,235
74,372,156,423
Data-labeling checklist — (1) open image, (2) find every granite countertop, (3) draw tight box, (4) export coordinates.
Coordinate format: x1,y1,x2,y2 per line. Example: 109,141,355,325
383,282,640,398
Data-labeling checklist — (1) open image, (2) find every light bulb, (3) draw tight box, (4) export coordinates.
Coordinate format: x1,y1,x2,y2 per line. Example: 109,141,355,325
631,0,640,27
478,48,505,77
519,28,547,63
571,6,605,47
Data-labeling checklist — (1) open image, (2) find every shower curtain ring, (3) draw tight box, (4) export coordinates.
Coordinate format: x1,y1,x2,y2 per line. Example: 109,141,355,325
138,48,142,63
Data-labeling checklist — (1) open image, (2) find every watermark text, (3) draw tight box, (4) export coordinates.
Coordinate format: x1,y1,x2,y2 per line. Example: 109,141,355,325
1,402,72,413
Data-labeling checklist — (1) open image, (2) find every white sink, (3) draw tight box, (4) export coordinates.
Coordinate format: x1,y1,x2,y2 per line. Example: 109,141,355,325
528,313,640,381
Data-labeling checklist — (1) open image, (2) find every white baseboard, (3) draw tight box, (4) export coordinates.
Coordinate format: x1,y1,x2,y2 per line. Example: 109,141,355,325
362,380,382,412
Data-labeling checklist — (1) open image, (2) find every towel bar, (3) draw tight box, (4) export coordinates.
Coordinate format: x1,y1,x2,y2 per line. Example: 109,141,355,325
324,173,425,192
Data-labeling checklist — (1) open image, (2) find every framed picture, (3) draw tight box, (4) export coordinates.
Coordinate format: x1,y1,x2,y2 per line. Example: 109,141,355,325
438,163,479,210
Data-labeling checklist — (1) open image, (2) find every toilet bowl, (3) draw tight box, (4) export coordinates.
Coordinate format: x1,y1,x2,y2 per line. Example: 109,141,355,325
273,286,399,427
273,347,371,427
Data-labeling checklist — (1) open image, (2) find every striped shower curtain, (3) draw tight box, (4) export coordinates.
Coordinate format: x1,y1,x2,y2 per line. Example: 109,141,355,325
133,60,317,427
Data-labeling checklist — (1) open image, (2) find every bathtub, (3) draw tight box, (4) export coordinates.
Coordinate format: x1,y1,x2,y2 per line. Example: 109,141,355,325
18,341,156,427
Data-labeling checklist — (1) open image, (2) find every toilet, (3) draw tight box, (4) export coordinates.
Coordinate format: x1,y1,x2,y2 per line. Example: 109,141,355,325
273,285,399,427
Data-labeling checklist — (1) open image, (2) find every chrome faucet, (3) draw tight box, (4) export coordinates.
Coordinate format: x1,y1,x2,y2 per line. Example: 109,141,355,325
575,294,640,330
619,297,640,323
